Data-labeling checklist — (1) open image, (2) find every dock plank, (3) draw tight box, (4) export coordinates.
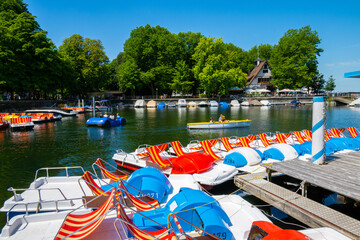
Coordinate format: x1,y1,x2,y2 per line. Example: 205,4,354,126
234,175,360,239
267,158,360,201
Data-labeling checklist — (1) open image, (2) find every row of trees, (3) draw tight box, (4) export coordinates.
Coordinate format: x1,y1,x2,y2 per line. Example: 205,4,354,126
0,0,335,99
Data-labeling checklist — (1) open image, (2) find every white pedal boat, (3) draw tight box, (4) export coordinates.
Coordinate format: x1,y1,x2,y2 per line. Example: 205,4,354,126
0,166,201,215
113,146,238,187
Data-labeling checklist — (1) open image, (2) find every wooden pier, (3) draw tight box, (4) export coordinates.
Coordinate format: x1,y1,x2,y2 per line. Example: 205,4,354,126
234,152,360,239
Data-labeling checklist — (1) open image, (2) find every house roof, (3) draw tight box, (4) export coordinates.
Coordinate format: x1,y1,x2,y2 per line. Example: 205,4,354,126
247,60,267,86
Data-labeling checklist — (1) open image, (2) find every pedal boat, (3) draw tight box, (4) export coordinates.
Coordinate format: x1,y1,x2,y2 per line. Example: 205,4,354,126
0,166,200,215
86,116,126,127
113,145,238,187
187,119,251,129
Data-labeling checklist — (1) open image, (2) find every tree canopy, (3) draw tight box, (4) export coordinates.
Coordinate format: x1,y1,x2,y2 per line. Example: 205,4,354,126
59,34,109,95
0,0,68,97
269,26,323,90
324,75,336,91
193,37,247,96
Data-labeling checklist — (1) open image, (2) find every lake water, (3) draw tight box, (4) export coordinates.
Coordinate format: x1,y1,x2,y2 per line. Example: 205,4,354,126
1,105,360,228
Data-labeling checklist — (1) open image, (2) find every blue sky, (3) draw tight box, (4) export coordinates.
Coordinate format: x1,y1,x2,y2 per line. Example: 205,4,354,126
26,0,360,92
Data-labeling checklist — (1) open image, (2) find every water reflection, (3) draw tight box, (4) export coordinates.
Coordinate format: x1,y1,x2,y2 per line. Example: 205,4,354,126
134,108,145,118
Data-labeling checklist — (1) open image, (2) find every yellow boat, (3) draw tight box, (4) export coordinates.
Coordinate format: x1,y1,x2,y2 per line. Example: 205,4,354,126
187,120,251,129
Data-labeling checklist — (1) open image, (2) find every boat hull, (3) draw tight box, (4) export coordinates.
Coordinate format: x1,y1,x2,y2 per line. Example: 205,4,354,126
187,120,251,129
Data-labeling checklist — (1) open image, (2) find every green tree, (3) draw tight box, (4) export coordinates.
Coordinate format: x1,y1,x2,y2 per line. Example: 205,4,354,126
193,37,247,96
309,74,325,93
170,31,204,94
119,25,179,95
171,60,193,93
0,0,64,97
243,44,273,73
324,75,336,91
59,34,109,95
269,26,323,89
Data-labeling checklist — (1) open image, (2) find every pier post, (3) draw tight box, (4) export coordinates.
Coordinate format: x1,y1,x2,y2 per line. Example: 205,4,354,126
92,97,95,116
311,96,326,164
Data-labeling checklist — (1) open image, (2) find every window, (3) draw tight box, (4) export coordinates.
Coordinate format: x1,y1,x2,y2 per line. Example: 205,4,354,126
263,69,268,73
258,78,270,83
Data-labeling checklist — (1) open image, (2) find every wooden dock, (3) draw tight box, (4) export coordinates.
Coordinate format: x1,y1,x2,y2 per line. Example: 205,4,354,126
234,152,360,239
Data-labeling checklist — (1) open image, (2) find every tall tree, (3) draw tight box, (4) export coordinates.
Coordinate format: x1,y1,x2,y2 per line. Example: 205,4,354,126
119,25,179,95
324,75,336,91
170,31,204,94
59,34,109,95
193,37,247,96
309,74,325,93
243,44,273,74
269,26,323,89
0,0,63,96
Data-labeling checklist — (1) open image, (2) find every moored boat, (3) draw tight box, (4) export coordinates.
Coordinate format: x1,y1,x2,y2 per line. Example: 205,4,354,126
198,101,208,107
0,117,9,129
112,143,238,187
9,117,34,131
177,98,187,107
209,100,219,107
187,119,251,129
25,108,76,117
134,99,145,108
86,115,126,127
230,99,241,107
187,101,197,107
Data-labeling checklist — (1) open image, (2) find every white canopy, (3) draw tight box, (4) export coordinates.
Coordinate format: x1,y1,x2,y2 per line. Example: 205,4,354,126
250,89,270,93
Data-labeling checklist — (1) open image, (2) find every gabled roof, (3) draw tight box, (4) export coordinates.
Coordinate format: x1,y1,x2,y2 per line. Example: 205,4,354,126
247,60,268,86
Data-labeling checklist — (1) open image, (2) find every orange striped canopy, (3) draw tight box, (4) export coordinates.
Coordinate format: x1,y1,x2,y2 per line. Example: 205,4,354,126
275,133,287,144
200,140,221,160
293,131,307,144
116,202,176,240
325,130,331,141
10,117,31,124
238,136,251,147
191,139,219,151
119,180,159,211
138,143,168,158
348,127,358,138
302,130,312,141
94,158,128,181
81,171,115,197
328,128,345,138
55,189,115,240
258,133,272,147
220,137,233,151
170,141,186,156
146,144,171,168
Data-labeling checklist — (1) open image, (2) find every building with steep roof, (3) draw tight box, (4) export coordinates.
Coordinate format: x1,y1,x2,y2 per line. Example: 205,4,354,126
246,58,272,89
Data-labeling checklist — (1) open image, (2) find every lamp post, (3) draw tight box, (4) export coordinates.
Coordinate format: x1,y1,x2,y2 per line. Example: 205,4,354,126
156,88,158,99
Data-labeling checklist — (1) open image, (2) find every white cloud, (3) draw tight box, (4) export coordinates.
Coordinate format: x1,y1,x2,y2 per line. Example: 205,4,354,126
325,60,360,68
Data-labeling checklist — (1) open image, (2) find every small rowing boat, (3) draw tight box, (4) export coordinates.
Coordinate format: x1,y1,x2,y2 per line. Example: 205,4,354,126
187,119,251,129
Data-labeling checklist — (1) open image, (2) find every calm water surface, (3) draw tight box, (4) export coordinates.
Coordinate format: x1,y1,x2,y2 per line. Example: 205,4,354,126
1,105,360,227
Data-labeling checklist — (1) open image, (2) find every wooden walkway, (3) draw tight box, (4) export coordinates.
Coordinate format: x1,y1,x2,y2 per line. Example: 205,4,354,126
268,152,360,201
234,152,360,239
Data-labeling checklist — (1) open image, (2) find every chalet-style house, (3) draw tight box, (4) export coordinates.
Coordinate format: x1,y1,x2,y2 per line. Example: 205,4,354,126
246,57,272,89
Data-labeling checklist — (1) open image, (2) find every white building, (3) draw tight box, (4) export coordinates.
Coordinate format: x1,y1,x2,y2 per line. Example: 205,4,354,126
246,57,272,89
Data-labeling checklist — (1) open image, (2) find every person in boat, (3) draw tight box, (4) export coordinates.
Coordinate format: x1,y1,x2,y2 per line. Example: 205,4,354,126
104,112,108,118
210,117,214,124
109,113,115,120
219,114,226,123
116,113,120,119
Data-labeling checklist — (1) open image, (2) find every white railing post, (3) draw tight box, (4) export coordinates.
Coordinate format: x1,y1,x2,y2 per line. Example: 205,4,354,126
311,96,326,164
